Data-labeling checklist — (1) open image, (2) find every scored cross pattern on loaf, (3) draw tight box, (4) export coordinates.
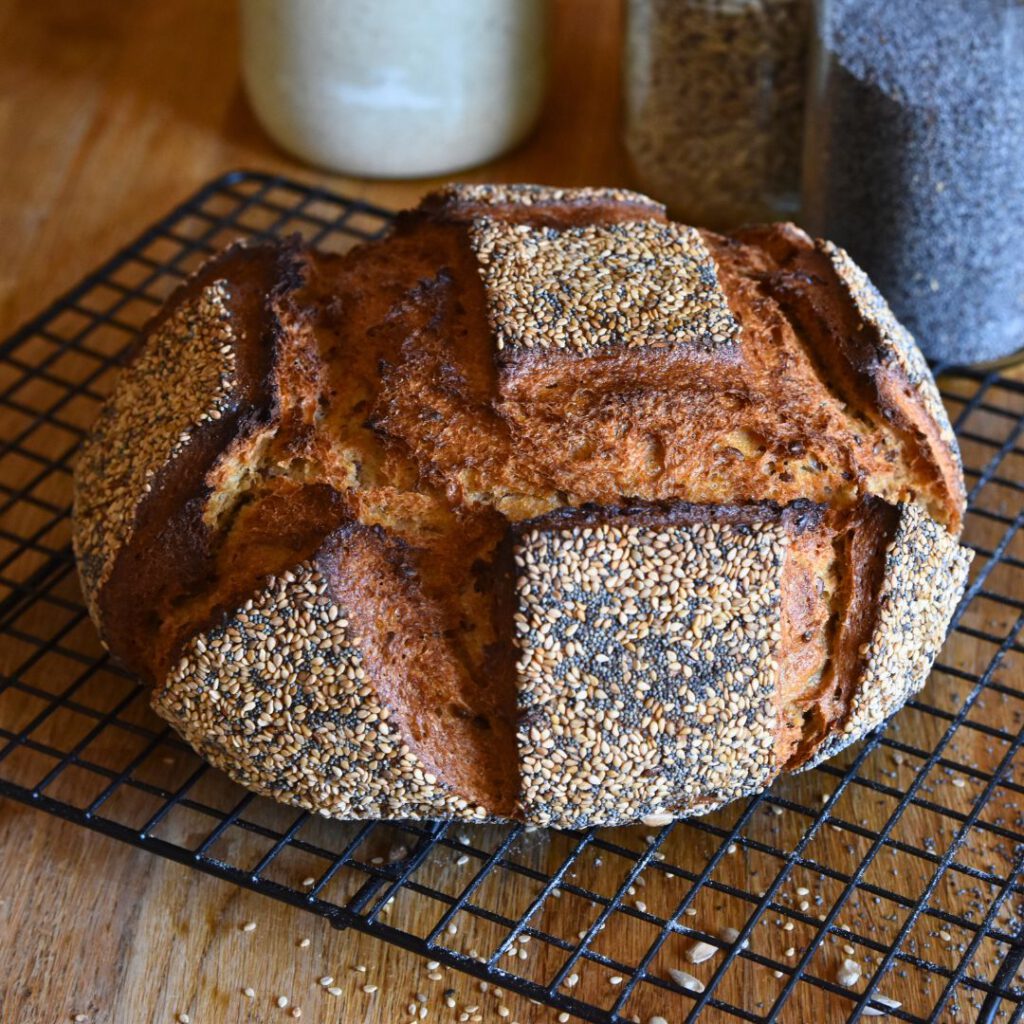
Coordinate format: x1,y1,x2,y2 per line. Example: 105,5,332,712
74,184,972,826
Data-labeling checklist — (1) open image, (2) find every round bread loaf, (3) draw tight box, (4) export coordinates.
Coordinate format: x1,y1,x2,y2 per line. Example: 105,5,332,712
73,184,972,827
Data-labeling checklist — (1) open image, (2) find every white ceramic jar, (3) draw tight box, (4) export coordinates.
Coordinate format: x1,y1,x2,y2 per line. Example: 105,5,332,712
240,0,549,178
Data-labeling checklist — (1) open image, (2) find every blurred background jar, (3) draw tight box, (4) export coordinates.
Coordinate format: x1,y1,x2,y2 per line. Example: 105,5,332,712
240,0,549,179
623,0,810,230
803,0,1024,364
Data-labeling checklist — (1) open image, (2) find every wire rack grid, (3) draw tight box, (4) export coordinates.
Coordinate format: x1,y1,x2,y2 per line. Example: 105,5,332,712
1,170,1024,1024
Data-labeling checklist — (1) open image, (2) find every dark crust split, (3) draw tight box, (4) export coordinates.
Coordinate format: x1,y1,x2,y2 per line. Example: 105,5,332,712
74,183,971,827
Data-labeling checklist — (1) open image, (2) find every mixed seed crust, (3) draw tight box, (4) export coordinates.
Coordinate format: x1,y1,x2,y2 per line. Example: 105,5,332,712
74,184,971,826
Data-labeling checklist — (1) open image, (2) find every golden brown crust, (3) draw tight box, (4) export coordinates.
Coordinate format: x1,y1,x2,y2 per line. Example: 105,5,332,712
732,222,965,533
74,184,971,826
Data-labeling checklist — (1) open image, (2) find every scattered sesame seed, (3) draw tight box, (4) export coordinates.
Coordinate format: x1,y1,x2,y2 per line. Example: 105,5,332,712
242,987,255,998
296,938,310,948
362,984,378,995
863,994,901,1016
240,921,256,933
276,996,288,1009
837,959,861,987
327,988,343,997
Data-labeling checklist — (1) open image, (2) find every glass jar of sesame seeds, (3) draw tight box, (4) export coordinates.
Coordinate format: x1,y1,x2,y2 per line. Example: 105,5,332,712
623,0,810,230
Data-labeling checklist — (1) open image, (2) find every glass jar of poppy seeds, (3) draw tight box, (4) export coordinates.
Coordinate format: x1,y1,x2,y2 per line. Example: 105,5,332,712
802,0,1024,364
623,0,810,230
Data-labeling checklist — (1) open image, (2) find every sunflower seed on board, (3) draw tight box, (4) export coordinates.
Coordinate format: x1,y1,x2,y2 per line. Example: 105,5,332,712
863,994,901,1016
668,967,705,993
686,940,718,964
720,927,749,950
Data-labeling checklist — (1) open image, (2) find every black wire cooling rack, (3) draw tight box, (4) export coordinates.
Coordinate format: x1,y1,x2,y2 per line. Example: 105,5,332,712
2,170,1024,1024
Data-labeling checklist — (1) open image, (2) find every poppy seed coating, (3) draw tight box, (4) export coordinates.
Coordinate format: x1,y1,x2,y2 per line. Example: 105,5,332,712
471,220,740,354
513,520,784,827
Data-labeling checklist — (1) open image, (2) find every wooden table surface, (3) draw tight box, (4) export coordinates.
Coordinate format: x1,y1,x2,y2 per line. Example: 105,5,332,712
0,3,630,1023
3,3,1023,1024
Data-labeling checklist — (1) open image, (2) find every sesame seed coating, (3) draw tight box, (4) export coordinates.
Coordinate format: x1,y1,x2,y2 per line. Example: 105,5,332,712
71,189,972,829
471,219,740,354
819,239,960,469
153,564,486,820
513,520,785,828
803,502,972,768
439,182,666,215
72,281,236,626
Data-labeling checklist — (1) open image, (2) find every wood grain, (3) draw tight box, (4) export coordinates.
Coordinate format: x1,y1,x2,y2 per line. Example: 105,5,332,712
2,2,1023,1024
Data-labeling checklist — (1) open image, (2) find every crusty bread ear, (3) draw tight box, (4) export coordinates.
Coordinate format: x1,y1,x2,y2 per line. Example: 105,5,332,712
75,184,971,826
